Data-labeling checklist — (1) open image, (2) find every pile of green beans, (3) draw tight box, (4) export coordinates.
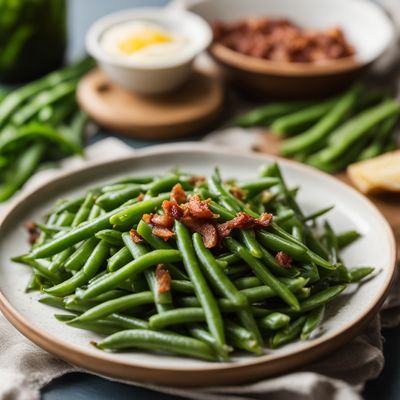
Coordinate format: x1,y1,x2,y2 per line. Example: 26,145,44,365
15,166,374,361
0,57,95,202
235,83,400,172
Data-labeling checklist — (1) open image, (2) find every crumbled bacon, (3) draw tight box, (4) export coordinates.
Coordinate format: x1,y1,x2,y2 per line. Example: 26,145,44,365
137,193,144,202
230,186,245,201
149,214,174,229
24,221,40,244
217,212,273,238
156,264,171,293
130,228,144,244
257,212,274,227
184,195,218,219
162,200,184,220
170,183,187,204
181,215,219,248
140,183,273,248
188,175,206,186
275,251,292,268
152,225,175,241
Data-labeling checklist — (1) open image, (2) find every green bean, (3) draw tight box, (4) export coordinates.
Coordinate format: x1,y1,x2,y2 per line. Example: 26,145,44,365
299,263,320,284
70,292,154,323
349,267,374,283
52,196,84,215
170,280,194,293
29,205,130,258
216,253,241,266
193,232,248,307
121,232,173,312
281,84,361,155
237,229,263,259
175,220,225,347
234,100,311,127
301,306,325,340
274,209,296,224
0,142,45,202
71,193,95,226
259,312,291,331
225,237,300,310
241,277,307,303
80,249,181,300
237,177,280,192
145,175,180,197
45,239,108,296
271,97,338,135
56,314,122,336
270,316,307,348
12,82,77,125
109,193,170,227
48,247,74,273
302,206,334,223
96,185,143,211
136,220,187,280
107,247,132,272
188,324,231,361
149,308,205,329
225,321,263,355
95,229,123,246
96,329,217,361
358,115,398,161
234,276,262,289
257,231,307,259
309,100,400,164
337,230,361,249
20,257,66,284
64,237,99,271
0,57,94,127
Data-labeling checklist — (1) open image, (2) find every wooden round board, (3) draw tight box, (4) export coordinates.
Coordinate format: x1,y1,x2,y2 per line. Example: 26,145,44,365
77,69,224,139
258,133,400,255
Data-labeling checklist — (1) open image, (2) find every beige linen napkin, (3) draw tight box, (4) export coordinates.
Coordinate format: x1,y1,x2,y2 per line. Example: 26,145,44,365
0,137,399,400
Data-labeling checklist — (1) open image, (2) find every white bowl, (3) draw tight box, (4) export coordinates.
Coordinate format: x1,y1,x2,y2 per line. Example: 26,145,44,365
86,8,212,94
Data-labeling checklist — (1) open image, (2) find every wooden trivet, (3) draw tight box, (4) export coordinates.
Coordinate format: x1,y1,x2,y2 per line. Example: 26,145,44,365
77,68,224,139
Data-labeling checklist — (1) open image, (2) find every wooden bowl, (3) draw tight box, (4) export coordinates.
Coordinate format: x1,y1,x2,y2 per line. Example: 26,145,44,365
189,0,395,99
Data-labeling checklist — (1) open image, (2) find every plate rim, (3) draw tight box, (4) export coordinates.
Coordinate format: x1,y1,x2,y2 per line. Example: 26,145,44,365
0,142,396,385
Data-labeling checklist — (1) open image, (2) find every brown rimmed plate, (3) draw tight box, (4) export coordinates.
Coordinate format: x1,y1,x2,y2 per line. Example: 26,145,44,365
0,143,396,386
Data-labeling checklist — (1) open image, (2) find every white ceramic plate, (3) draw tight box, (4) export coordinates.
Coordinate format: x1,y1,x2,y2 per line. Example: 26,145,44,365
0,143,395,386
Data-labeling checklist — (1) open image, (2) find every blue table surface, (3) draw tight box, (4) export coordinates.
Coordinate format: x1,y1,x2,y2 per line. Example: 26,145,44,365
30,0,399,398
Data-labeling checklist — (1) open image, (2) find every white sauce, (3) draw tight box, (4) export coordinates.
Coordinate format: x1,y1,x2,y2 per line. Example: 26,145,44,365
100,21,188,65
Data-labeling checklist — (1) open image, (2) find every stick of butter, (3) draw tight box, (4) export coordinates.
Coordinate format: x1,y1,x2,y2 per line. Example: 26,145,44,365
347,150,400,194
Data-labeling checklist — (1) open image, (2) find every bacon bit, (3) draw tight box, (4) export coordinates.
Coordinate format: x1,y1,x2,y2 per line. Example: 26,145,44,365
181,215,218,248
188,175,206,186
185,195,218,219
130,228,144,244
162,200,184,219
217,212,273,238
170,183,187,204
275,251,292,268
150,214,174,229
137,193,145,202
257,212,273,227
152,225,175,241
156,264,171,293
230,186,245,201
143,214,153,224
24,221,40,245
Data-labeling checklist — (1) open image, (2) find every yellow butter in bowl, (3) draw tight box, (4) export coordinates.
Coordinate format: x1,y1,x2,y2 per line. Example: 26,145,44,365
347,150,400,194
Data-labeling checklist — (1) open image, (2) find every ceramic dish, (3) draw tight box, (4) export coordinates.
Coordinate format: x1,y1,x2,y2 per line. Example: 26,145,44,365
86,8,212,94
189,0,395,98
0,143,396,386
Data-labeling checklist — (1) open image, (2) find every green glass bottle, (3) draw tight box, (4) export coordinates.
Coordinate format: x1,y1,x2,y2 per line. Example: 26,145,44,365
0,0,67,83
